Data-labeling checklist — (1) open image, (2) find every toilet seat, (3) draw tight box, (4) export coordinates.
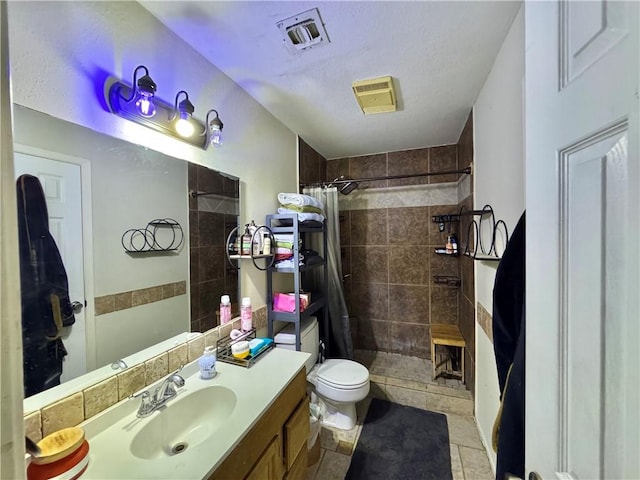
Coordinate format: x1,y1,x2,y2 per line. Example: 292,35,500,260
315,359,369,389
308,359,370,405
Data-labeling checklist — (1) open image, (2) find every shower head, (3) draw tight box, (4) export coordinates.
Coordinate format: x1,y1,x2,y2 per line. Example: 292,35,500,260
331,176,359,195
339,181,358,195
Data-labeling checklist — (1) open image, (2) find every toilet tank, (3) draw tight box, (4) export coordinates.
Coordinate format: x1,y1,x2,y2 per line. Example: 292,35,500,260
274,317,319,374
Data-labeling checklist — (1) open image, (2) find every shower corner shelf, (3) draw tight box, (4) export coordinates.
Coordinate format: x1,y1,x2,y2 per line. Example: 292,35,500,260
433,275,461,287
434,248,459,257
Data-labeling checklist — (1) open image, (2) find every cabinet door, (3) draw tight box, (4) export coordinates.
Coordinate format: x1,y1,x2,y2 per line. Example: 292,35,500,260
246,435,283,480
284,446,308,480
284,397,310,470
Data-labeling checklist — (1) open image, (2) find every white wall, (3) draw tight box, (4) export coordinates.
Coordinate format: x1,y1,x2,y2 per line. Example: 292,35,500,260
7,0,298,308
472,5,525,470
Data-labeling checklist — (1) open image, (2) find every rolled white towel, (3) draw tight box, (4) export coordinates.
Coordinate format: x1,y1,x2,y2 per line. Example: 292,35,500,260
278,192,323,209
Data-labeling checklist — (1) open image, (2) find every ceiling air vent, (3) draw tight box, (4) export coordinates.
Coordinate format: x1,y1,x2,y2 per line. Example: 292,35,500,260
352,76,397,115
277,8,330,54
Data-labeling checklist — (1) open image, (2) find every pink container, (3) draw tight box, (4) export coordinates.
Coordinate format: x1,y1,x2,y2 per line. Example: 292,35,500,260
273,292,309,312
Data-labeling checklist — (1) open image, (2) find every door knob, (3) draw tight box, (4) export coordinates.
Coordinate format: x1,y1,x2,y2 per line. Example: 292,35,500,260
71,301,84,314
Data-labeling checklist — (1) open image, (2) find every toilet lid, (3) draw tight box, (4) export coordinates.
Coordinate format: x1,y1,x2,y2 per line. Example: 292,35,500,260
316,359,369,387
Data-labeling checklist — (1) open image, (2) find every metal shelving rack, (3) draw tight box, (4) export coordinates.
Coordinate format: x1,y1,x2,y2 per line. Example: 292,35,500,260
265,213,329,352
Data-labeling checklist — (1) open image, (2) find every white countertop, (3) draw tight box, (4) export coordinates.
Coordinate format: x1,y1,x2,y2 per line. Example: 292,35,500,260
80,347,310,479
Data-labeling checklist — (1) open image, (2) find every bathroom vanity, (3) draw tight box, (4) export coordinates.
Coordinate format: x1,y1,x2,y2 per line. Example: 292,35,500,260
79,348,310,480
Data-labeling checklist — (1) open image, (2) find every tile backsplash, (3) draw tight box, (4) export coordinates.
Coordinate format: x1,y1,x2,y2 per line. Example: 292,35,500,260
23,307,267,440
94,281,187,316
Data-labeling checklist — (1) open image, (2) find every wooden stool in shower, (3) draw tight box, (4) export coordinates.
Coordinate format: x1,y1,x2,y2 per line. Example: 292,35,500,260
430,324,465,384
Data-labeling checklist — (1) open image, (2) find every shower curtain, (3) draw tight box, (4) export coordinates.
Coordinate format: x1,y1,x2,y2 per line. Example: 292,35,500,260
303,186,354,359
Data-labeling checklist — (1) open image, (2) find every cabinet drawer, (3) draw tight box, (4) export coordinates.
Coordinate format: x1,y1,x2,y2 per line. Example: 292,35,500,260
284,444,308,480
284,396,310,470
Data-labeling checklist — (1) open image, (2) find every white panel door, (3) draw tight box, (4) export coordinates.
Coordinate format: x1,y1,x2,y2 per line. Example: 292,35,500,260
526,1,639,479
14,152,87,383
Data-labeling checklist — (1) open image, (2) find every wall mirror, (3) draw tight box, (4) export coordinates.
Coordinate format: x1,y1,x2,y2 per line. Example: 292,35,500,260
13,105,239,403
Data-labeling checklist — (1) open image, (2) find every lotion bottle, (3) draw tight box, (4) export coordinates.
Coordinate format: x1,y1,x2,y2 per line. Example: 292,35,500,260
241,297,252,332
220,295,231,324
262,233,271,255
199,346,217,379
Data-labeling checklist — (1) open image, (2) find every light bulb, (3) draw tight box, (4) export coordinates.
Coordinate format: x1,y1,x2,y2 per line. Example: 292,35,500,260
209,128,223,147
135,92,156,118
175,117,194,137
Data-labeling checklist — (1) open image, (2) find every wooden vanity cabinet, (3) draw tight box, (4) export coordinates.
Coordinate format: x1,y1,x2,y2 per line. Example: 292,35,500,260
209,368,309,480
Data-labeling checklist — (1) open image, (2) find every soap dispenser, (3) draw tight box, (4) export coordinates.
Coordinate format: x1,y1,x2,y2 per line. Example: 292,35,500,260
241,224,251,256
199,346,217,379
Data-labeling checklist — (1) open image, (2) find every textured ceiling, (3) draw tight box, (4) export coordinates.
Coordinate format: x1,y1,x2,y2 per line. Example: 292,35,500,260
139,1,521,159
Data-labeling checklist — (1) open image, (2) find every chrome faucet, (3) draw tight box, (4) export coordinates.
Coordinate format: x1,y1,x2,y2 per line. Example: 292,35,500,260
130,367,185,417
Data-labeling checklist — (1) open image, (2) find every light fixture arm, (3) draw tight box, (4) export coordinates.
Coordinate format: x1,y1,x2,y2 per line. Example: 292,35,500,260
170,90,194,121
202,109,223,136
123,65,151,102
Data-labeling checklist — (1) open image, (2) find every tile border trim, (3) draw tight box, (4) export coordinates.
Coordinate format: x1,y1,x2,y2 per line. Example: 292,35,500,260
94,280,187,316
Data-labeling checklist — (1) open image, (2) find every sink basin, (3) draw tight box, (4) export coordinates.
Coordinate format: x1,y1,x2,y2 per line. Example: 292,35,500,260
130,385,237,460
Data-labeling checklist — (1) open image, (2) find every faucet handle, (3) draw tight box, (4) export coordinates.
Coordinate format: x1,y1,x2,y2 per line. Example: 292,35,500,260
130,390,155,417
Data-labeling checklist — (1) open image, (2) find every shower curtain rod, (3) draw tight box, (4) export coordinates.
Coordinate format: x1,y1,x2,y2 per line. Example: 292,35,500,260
299,166,471,188
188,190,232,198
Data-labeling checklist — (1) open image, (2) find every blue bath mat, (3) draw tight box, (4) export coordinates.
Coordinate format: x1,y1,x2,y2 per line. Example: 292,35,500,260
346,398,452,480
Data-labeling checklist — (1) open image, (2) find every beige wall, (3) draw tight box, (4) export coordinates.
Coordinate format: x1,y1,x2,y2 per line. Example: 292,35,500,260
3,1,298,469
7,0,298,308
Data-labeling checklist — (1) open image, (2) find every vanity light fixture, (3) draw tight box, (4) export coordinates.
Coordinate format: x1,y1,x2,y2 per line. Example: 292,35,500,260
106,65,223,150
204,109,224,147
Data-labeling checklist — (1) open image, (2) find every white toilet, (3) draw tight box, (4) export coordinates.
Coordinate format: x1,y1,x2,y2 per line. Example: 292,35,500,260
274,317,370,430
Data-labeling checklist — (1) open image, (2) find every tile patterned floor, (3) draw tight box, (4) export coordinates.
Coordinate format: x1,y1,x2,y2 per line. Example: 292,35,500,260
304,350,494,480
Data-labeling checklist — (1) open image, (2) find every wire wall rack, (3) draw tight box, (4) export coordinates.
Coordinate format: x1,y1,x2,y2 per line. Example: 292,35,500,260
431,205,510,261
225,224,276,271
122,218,184,253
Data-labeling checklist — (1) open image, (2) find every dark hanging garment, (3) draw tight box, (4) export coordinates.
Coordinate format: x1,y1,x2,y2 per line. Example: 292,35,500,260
16,174,75,397
492,211,525,480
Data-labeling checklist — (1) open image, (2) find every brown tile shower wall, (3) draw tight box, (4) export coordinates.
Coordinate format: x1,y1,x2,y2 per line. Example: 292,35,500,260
188,163,239,333
457,111,476,395
299,138,327,187
325,146,460,361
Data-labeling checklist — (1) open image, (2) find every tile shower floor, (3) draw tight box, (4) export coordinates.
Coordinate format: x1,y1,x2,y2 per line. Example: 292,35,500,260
304,350,494,480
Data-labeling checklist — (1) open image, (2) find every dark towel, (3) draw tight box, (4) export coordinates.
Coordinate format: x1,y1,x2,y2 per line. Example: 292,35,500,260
492,211,525,480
